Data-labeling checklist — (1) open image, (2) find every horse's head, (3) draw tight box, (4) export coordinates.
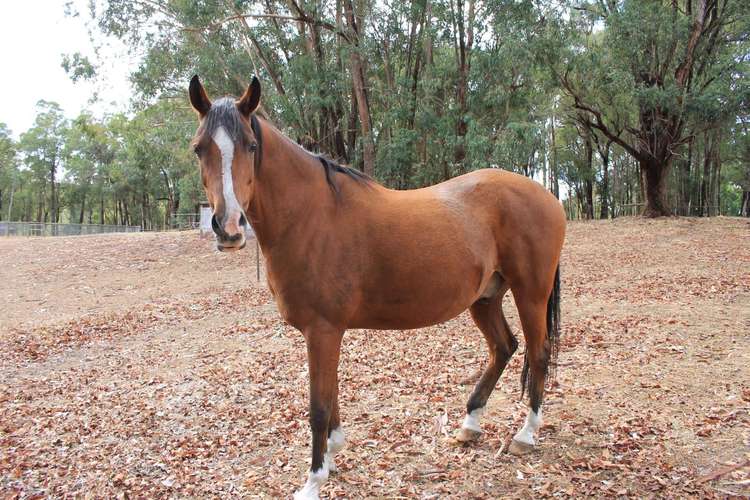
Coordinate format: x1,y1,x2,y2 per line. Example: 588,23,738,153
189,75,261,252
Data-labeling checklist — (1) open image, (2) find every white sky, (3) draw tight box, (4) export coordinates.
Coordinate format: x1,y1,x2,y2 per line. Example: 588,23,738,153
0,0,136,138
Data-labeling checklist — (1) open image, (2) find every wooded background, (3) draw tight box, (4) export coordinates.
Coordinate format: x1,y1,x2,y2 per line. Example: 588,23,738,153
0,0,748,229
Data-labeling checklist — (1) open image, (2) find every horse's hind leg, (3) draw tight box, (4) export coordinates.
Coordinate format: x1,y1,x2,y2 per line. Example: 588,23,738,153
456,283,518,442
508,293,550,455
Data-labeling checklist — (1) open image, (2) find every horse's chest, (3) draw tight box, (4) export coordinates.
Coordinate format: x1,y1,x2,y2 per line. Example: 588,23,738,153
266,271,347,330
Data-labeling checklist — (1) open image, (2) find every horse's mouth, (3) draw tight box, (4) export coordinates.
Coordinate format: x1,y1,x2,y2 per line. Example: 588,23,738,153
216,239,247,252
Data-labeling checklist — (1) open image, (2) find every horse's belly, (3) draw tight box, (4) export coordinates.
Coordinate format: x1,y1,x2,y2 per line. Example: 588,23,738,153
348,271,484,330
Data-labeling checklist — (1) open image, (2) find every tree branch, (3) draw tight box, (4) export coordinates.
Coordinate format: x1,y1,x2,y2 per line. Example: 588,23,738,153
184,13,351,43
559,72,643,161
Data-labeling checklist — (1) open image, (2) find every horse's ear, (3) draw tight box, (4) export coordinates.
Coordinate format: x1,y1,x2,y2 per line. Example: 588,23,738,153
237,76,261,117
189,75,211,117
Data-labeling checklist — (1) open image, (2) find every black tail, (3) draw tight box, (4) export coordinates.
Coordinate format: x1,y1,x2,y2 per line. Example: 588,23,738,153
520,265,561,399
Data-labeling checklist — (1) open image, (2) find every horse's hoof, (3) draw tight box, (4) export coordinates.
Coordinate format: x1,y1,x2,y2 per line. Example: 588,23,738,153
455,427,482,443
507,439,535,456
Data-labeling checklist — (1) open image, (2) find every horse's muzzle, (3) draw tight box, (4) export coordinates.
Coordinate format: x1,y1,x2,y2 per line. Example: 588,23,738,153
212,214,247,251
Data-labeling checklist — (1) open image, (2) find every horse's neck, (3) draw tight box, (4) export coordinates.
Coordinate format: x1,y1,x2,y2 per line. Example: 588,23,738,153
248,125,333,254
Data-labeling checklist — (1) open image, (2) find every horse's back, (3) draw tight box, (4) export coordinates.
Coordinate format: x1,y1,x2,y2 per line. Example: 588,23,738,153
344,169,565,329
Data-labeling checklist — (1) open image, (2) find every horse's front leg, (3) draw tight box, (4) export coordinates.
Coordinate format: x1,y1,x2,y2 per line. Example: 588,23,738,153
326,382,346,473
294,325,344,500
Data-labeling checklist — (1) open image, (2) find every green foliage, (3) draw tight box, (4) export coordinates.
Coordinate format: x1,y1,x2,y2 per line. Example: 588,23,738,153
6,0,747,226
61,52,97,82
0,123,18,216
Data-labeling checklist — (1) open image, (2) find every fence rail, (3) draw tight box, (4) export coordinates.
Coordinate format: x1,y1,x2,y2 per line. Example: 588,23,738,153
170,213,201,230
1,222,142,237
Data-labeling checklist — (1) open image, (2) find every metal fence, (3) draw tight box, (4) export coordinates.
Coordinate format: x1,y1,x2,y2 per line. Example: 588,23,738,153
170,213,201,230
1,221,142,237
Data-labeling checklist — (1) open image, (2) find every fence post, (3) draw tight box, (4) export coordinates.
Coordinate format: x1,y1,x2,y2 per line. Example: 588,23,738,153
256,238,260,281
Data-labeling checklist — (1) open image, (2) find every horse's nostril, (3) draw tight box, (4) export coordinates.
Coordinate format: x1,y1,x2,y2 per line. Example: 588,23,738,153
211,215,227,239
212,214,245,243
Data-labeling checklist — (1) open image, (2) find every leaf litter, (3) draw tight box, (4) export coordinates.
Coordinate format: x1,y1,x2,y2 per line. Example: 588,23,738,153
0,217,748,498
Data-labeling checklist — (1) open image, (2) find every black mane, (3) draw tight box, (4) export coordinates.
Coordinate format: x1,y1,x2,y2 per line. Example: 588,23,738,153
315,155,372,195
203,98,372,195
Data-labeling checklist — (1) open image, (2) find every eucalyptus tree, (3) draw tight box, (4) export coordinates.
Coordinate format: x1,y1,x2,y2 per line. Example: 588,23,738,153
89,0,364,169
724,105,750,216
63,113,117,223
135,99,198,224
19,101,68,222
62,0,747,222
0,123,17,218
555,0,750,217
557,119,597,219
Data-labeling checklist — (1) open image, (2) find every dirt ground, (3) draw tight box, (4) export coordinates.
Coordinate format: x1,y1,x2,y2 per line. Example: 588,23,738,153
1,217,748,499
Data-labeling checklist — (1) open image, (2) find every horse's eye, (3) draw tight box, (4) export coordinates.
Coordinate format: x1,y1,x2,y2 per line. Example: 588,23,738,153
247,143,257,153
193,145,202,156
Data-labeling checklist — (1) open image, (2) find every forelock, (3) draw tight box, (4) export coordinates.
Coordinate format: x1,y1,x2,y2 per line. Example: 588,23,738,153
203,98,247,145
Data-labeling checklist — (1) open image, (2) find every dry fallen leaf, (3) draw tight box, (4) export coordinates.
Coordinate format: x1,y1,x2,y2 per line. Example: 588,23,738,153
0,218,748,498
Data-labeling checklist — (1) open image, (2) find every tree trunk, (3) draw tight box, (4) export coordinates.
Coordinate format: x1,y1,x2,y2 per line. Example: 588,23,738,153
700,131,712,216
584,179,594,219
593,136,612,219
79,194,86,224
141,193,148,231
6,182,14,221
641,160,672,217
611,155,619,217
679,137,693,215
49,162,57,223
741,191,750,217
453,0,475,170
584,134,594,219
161,168,175,227
347,87,358,159
123,201,130,226
600,154,609,219
344,0,375,176
710,130,721,216
549,113,559,198
407,2,427,130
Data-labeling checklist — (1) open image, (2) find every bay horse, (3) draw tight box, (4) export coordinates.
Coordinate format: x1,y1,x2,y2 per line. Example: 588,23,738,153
189,76,565,499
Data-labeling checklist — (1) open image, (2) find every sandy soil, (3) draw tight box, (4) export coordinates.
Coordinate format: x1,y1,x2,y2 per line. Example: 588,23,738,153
0,217,748,498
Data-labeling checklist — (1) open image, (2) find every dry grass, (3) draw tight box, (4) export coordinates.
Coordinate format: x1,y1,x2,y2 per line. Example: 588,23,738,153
0,217,748,498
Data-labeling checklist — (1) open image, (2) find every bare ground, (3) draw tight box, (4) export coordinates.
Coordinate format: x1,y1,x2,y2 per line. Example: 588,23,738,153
0,217,748,499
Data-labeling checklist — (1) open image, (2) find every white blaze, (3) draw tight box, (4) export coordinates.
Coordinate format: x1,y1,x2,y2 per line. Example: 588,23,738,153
212,126,244,224
513,408,542,446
